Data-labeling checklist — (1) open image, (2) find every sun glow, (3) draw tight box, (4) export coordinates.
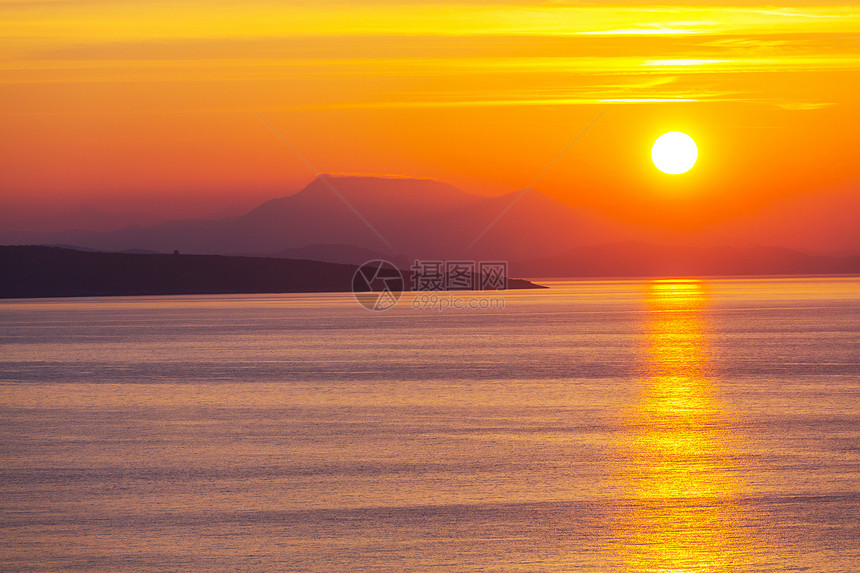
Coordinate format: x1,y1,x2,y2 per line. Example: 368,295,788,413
651,131,698,175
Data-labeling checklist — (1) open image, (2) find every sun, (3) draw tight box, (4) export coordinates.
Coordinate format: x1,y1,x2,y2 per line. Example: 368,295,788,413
651,132,698,175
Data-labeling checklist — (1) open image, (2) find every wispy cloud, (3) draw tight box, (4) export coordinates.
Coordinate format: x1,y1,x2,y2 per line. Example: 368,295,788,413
574,27,704,36
776,102,835,111
3,3,859,43
752,9,839,19
644,59,732,67
2,2,858,115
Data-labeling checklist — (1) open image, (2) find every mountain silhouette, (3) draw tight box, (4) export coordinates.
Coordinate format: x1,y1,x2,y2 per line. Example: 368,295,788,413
2,175,858,277
0,175,613,260
512,242,860,277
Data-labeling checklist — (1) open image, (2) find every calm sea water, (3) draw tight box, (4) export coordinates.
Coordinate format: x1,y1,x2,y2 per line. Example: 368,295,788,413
1,277,859,572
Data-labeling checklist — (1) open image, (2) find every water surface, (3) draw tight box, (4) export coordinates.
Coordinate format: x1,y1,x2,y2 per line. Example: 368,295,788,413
1,277,859,571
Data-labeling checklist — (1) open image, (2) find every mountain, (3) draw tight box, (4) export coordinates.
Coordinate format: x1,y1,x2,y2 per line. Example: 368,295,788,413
217,175,483,255
2,175,858,272
512,242,860,278
0,175,614,260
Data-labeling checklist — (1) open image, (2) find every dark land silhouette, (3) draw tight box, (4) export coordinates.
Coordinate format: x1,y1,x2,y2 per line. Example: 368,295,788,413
0,246,543,299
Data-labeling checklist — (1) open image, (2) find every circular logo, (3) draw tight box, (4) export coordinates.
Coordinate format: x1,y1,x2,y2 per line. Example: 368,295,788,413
352,260,404,311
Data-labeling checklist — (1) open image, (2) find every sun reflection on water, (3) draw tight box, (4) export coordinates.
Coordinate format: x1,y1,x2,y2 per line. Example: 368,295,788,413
615,279,752,572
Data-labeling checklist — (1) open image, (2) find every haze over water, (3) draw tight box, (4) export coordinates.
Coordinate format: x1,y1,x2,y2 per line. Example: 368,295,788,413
1,277,858,571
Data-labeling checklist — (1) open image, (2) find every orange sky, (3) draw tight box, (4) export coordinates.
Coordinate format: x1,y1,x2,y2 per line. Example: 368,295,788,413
1,1,859,233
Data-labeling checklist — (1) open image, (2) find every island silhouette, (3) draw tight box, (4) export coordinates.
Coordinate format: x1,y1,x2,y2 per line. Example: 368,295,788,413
0,246,544,299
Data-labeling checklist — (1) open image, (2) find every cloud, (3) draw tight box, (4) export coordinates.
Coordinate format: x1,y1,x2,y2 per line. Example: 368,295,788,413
776,102,835,111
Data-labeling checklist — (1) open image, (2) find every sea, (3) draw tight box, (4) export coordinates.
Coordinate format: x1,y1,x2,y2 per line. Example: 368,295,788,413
1,277,858,572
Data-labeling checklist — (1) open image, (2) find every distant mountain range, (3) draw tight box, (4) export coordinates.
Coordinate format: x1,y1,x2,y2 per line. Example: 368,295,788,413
1,175,858,278
0,175,619,261
512,242,860,278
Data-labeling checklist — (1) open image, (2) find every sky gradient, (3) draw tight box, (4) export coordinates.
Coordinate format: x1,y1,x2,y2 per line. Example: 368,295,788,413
2,1,858,237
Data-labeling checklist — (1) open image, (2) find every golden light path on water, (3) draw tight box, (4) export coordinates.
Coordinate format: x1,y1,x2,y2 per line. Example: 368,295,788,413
615,279,753,571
